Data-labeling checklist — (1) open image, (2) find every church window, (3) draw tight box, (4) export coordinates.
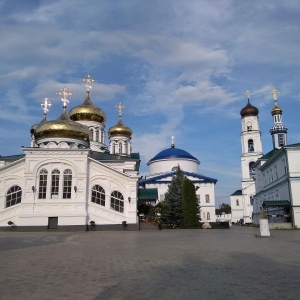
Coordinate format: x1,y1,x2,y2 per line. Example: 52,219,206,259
95,130,99,142
279,134,285,147
89,129,94,141
207,212,210,220
110,191,124,213
248,139,254,152
119,143,122,154
51,169,60,199
250,196,254,205
6,185,22,208
205,194,210,203
246,122,252,131
63,169,72,199
38,169,48,199
91,185,105,206
236,199,239,206
249,162,255,179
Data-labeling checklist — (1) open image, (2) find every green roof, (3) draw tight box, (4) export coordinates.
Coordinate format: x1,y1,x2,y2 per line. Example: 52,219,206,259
262,200,291,208
0,154,25,162
261,148,280,160
138,188,158,200
90,151,140,161
230,189,242,196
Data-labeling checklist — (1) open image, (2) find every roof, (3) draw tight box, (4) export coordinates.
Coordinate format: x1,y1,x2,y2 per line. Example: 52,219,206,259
139,170,217,185
138,188,158,200
262,200,291,208
90,151,140,161
0,154,25,162
260,148,280,160
230,189,242,196
148,147,199,164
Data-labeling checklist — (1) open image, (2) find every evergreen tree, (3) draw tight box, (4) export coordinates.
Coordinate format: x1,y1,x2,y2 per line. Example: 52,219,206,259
163,166,185,226
182,178,199,228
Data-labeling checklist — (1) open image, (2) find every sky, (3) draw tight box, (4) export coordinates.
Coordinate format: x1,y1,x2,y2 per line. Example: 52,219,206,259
1,0,300,207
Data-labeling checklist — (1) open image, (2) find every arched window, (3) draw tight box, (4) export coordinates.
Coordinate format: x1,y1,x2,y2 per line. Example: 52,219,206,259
91,185,105,206
119,143,122,154
207,212,210,220
6,186,22,208
39,169,48,199
249,162,255,179
95,130,99,142
236,199,239,206
63,169,72,199
246,122,252,131
110,191,124,213
51,169,60,199
89,129,94,141
248,139,254,152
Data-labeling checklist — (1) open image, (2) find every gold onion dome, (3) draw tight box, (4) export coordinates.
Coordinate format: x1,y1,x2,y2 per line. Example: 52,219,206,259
108,119,132,137
240,100,259,117
30,115,47,135
34,108,90,142
271,105,283,116
69,91,106,123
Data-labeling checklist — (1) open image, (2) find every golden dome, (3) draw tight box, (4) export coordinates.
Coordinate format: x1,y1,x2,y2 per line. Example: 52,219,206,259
30,115,47,135
240,100,259,117
34,109,90,142
271,105,283,116
69,91,106,123
108,119,132,137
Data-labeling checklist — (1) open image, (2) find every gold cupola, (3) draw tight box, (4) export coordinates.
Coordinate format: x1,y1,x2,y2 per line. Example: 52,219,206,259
34,87,90,146
108,102,132,138
271,88,283,116
69,74,106,124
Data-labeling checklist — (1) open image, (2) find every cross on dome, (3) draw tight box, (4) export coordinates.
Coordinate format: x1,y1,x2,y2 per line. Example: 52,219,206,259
82,74,95,92
245,90,251,100
271,88,280,106
171,135,175,148
41,98,51,115
57,86,73,108
116,101,125,120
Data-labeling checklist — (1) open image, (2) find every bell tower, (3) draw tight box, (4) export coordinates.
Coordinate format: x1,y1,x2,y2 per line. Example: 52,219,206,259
239,90,263,223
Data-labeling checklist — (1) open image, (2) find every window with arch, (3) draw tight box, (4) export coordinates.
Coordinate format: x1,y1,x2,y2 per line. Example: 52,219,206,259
38,169,48,199
95,130,99,142
110,191,124,213
248,139,254,152
51,169,60,198
236,199,239,206
207,212,210,220
91,185,105,206
119,143,122,153
246,122,252,131
89,129,94,141
63,169,72,199
6,185,22,208
249,162,255,179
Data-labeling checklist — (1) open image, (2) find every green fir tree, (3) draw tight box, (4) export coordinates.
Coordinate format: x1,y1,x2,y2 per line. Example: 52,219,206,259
163,166,185,227
182,178,199,228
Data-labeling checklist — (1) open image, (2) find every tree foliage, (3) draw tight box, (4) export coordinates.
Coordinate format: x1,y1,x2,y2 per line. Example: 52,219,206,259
162,166,185,226
215,203,231,215
182,178,199,228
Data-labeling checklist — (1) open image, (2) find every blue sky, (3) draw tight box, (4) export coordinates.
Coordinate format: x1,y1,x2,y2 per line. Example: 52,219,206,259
1,0,300,206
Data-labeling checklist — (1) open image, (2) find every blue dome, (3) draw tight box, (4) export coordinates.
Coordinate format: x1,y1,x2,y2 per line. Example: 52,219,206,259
148,147,199,163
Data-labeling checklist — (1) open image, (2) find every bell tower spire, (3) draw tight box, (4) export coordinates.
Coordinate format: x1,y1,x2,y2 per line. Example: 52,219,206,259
269,88,288,149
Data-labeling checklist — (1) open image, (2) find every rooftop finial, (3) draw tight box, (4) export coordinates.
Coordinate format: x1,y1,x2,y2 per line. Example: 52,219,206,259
245,90,251,101
41,98,51,117
171,135,175,148
116,101,125,120
82,74,95,92
57,86,73,108
271,88,280,106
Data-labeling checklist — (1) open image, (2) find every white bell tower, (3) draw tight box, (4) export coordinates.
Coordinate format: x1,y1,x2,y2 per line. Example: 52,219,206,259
239,90,263,223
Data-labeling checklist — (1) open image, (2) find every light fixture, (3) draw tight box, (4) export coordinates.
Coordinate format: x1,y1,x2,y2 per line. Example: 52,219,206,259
128,197,131,203
74,186,77,193
32,186,35,193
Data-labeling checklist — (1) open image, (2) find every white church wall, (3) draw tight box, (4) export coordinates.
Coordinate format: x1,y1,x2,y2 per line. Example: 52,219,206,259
148,159,199,175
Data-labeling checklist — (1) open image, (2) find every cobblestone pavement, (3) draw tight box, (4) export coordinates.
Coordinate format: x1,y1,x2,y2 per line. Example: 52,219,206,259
0,227,300,300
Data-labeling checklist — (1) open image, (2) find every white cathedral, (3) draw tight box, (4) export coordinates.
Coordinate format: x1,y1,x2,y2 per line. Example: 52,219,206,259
0,75,218,230
231,89,300,228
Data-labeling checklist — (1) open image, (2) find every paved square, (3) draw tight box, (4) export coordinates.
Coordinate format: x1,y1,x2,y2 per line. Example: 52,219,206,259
0,227,300,299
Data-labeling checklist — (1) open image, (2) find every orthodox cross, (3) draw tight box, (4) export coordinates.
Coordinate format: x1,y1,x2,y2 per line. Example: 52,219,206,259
41,97,51,115
57,86,73,108
245,90,251,100
116,101,125,120
271,88,280,106
82,74,95,92
171,135,175,147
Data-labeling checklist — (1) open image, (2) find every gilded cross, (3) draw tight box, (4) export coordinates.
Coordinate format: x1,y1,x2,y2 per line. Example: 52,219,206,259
57,86,73,108
41,98,51,115
116,101,125,119
82,74,95,92
245,90,251,100
271,88,280,106
171,135,175,145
